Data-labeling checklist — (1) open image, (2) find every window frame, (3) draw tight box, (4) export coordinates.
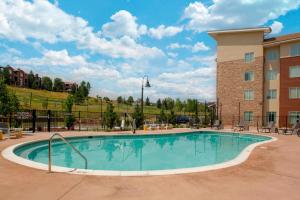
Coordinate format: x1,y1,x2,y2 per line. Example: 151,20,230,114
244,71,254,82
244,89,254,101
266,50,278,61
267,89,277,100
289,66,300,78
267,112,277,123
266,70,277,80
291,44,300,57
244,111,254,122
244,52,254,63
288,111,300,124
289,87,300,99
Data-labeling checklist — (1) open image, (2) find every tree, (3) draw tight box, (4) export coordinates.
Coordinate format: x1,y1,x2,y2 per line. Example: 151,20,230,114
64,95,75,130
127,96,134,105
103,102,118,129
175,98,183,112
2,68,11,84
165,97,175,110
132,104,143,128
27,71,35,88
0,80,20,116
158,109,166,123
167,110,176,125
41,76,53,91
53,78,64,91
156,98,162,109
117,96,123,104
145,97,150,106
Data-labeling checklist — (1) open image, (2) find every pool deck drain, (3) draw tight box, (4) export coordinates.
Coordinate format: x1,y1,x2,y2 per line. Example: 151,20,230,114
1,128,300,200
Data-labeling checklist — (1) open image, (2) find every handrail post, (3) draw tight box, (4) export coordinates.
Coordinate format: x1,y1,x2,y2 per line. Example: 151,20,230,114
48,133,88,173
48,139,51,172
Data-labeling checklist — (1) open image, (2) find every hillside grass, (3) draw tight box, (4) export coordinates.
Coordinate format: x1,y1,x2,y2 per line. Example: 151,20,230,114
8,86,162,114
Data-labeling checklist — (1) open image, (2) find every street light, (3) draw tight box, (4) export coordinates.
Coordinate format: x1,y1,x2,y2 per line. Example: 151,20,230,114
141,75,151,122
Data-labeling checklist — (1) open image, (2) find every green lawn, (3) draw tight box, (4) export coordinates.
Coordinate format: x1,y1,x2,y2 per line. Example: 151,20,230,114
8,86,162,114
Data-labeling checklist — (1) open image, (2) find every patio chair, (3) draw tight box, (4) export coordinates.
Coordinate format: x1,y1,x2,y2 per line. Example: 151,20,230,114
212,120,223,130
234,121,249,131
259,121,275,133
0,122,10,135
278,122,300,135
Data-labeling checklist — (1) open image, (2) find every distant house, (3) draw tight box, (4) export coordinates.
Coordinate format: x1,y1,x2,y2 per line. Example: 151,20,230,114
63,81,77,92
13,68,28,87
1,65,78,92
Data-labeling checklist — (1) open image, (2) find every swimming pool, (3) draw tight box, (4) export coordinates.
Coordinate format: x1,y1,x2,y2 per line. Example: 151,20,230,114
3,131,275,176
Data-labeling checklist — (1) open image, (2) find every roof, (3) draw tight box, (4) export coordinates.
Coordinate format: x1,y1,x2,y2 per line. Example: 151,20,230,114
264,32,300,46
208,27,271,37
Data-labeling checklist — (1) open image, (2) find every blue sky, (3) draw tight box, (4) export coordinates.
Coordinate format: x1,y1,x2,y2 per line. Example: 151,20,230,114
0,0,300,101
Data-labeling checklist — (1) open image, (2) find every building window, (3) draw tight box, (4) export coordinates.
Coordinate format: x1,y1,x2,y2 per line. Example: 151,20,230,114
288,111,300,124
245,52,254,63
267,112,276,123
266,70,277,80
244,90,254,100
266,50,278,61
244,71,254,81
289,66,300,78
289,88,300,99
244,111,253,122
291,44,300,56
267,89,277,99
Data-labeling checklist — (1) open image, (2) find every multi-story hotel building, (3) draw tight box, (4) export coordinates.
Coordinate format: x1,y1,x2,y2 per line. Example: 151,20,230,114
208,27,300,128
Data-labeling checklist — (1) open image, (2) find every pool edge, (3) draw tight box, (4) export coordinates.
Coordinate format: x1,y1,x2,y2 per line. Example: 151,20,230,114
1,132,277,176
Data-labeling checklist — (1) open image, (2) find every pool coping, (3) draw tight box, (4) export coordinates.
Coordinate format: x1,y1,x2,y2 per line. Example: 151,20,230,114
1,131,277,176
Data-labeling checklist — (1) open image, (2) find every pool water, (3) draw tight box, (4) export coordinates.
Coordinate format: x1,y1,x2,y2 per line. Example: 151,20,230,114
14,132,271,171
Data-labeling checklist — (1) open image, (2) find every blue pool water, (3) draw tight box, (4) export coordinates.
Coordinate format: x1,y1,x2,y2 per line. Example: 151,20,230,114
14,132,271,171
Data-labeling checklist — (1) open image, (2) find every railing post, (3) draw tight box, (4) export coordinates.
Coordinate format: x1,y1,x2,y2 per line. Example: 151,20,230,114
79,111,81,131
47,110,51,132
32,109,36,133
48,139,52,172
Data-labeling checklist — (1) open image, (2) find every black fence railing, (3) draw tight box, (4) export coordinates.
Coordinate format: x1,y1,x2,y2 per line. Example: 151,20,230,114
0,109,214,132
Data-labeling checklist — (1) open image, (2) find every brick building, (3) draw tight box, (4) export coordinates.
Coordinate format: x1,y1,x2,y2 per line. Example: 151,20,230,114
1,65,77,92
208,27,300,128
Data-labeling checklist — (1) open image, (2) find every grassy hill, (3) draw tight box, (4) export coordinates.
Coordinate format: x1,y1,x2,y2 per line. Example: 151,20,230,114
8,86,162,114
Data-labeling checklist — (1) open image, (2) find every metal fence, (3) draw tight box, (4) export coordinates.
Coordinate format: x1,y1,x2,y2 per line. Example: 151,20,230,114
0,109,214,132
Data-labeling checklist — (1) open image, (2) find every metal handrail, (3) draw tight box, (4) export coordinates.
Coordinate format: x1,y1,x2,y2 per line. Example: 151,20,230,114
48,133,88,172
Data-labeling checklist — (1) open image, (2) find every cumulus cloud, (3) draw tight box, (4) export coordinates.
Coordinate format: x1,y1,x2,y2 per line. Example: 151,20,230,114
183,0,300,32
101,10,147,39
148,25,183,39
9,49,121,80
0,0,163,59
167,42,209,52
270,21,283,34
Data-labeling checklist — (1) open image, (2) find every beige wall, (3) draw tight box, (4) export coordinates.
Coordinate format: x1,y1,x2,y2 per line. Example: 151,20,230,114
215,32,265,62
280,41,300,58
264,47,280,124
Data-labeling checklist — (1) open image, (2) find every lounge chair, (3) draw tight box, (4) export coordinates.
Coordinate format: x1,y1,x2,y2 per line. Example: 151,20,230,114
0,122,10,135
278,122,300,135
212,120,222,130
259,121,275,133
234,121,249,131
0,122,25,139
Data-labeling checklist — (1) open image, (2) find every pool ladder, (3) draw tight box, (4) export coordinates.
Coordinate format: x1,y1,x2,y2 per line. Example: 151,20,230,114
48,133,88,173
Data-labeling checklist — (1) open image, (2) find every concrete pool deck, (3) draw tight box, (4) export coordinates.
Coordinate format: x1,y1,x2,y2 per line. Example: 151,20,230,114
1,128,300,200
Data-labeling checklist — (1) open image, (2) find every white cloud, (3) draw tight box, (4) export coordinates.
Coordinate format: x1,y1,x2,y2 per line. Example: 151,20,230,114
183,0,300,32
270,21,283,34
167,42,209,52
0,0,163,59
101,10,147,39
148,25,183,39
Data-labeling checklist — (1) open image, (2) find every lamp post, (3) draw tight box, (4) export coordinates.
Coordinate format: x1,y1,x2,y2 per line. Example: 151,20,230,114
141,75,151,122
